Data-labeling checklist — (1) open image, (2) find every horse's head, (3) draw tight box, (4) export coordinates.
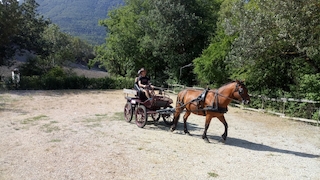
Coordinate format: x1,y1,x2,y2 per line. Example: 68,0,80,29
233,80,250,104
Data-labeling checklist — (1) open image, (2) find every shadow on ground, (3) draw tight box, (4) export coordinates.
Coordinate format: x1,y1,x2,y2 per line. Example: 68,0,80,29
141,120,319,159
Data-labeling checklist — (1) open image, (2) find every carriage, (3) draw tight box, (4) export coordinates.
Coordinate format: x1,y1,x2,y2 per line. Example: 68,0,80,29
123,87,175,128
123,80,250,143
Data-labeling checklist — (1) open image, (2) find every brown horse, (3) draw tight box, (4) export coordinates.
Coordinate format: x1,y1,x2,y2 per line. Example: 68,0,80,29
171,80,250,143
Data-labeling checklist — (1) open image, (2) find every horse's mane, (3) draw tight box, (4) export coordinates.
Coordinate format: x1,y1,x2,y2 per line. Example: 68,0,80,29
221,80,245,87
184,80,243,93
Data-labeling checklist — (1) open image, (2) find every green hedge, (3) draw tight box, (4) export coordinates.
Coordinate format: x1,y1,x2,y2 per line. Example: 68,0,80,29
13,76,134,90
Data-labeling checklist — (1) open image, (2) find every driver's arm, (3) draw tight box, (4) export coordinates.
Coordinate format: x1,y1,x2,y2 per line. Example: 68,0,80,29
138,80,146,88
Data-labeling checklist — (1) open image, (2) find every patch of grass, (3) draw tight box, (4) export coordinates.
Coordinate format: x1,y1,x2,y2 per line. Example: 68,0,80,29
0,95,25,112
85,123,103,128
49,139,61,143
82,114,108,128
41,122,60,133
138,147,143,150
83,114,107,123
21,115,48,125
208,172,219,178
112,112,124,121
95,114,108,117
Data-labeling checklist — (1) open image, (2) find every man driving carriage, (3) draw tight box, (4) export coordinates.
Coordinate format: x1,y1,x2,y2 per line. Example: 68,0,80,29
137,68,154,101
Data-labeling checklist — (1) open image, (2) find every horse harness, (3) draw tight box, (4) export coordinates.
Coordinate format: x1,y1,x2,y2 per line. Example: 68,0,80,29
178,82,244,115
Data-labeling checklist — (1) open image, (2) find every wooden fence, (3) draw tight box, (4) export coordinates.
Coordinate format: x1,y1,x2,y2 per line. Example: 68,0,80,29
167,84,320,126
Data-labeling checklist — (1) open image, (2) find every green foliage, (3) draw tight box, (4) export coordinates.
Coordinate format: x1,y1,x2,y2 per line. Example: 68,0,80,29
0,0,21,65
0,0,50,65
226,0,320,92
16,24,95,78
41,24,95,68
138,0,205,85
0,0,95,71
19,56,46,76
94,0,221,85
299,74,320,101
193,26,235,86
192,0,320,120
93,3,142,77
44,66,66,78
18,73,134,90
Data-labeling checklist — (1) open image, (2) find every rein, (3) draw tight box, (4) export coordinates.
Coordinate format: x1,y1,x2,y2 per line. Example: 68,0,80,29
211,90,241,104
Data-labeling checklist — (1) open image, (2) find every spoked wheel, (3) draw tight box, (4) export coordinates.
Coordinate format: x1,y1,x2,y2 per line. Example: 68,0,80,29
124,102,133,122
135,105,148,128
162,105,174,125
151,113,160,125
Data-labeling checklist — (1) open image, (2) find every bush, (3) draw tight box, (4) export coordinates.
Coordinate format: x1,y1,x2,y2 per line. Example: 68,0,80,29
18,73,134,90
299,73,320,101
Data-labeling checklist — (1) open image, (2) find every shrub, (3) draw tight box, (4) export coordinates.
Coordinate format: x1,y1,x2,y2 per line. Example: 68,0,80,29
18,74,134,90
299,73,320,101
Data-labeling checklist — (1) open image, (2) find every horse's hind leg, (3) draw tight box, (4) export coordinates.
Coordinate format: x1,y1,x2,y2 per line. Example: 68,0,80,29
202,115,212,143
171,105,182,132
183,111,191,135
171,111,180,132
217,116,228,142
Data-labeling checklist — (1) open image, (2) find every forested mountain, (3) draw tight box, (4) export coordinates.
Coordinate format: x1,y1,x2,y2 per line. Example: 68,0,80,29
35,0,123,44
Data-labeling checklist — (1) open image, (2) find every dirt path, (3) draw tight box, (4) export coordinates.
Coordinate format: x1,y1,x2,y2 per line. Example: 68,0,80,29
0,90,319,180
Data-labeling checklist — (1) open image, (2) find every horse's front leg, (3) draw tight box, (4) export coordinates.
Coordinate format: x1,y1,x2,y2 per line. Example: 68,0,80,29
202,114,212,143
217,116,228,142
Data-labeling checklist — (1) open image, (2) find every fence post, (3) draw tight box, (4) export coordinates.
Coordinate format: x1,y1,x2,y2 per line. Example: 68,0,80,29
317,107,320,126
282,98,286,115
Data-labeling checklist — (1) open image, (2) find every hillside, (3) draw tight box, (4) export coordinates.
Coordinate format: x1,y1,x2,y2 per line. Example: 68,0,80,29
36,0,124,44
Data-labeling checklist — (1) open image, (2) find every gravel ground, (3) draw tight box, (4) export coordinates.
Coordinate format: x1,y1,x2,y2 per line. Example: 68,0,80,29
0,90,319,180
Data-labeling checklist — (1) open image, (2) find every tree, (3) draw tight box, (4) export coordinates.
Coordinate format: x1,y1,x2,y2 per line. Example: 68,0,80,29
41,24,75,67
14,0,50,55
94,0,221,85
225,0,320,93
0,0,21,65
193,27,235,87
0,0,50,66
93,2,144,77
193,0,240,87
138,0,201,83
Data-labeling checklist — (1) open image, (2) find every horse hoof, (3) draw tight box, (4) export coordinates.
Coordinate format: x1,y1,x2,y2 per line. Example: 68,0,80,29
219,138,226,143
170,128,175,132
203,137,210,143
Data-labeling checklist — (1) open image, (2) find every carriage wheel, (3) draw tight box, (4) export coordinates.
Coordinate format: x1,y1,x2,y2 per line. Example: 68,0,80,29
124,102,133,122
162,105,174,125
135,105,147,128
